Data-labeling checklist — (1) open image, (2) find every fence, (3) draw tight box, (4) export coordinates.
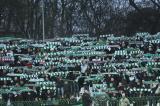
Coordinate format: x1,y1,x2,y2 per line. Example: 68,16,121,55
93,96,160,106
0,96,160,106
0,99,82,106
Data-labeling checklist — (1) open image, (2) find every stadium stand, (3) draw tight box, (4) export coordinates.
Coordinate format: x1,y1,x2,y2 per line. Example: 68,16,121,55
1,33,160,106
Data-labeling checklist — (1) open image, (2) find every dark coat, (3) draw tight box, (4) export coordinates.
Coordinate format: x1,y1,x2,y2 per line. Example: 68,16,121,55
82,93,92,106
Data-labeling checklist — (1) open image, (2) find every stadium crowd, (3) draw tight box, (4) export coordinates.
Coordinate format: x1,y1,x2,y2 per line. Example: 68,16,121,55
1,33,160,105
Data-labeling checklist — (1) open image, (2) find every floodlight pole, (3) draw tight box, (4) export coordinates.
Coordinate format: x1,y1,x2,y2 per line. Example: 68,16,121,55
41,0,45,41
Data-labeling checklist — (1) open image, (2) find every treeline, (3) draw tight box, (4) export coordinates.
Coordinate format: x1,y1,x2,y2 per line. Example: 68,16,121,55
0,0,160,39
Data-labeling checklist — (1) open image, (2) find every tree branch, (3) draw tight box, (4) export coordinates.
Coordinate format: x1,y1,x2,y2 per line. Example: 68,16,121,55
150,0,160,9
129,0,142,13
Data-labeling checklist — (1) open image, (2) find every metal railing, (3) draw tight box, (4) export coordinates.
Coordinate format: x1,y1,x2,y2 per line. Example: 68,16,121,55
93,96,160,106
0,99,82,106
0,96,160,106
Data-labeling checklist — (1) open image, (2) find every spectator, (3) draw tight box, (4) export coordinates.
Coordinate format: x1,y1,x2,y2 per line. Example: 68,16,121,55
82,90,92,106
119,93,130,106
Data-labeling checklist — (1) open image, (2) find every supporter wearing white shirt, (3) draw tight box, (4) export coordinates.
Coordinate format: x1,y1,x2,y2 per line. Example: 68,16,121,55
81,61,88,74
92,56,101,62
80,87,85,95
6,50,13,57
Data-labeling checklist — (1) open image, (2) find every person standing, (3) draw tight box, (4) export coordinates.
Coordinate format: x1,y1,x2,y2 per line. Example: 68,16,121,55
119,93,130,106
56,78,64,98
82,90,92,106
81,60,88,74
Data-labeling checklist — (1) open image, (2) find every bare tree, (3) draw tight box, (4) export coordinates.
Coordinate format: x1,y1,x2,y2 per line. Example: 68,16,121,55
128,0,160,34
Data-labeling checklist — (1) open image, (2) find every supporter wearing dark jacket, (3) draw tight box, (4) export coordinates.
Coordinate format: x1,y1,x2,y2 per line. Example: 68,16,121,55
22,92,33,101
56,78,64,97
82,90,92,106
45,90,54,100
78,76,85,89
63,81,71,98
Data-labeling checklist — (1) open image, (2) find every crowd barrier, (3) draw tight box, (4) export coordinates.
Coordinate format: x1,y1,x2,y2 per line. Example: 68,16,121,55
0,96,160,106
93,96,160,106
0,99,82,106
